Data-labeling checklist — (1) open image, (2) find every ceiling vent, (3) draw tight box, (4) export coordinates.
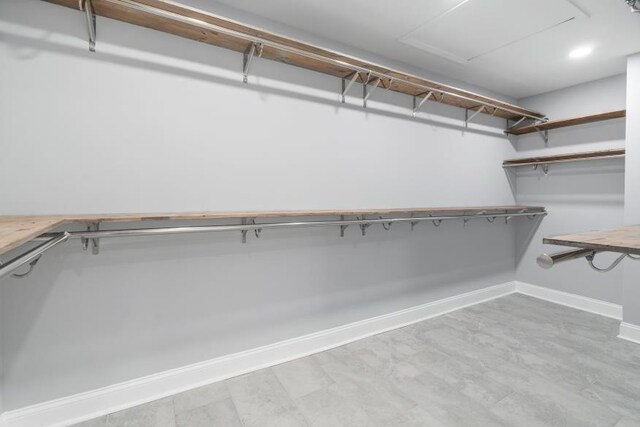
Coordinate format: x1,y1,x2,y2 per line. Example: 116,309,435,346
399,0,588,64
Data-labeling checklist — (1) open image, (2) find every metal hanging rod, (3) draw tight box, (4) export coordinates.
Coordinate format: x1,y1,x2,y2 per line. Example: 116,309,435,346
80,0,544,122
503,149,626,177
0,233,70,279
39,211,546,242
502,154,626,169
0,210,546,280
537,247,640,272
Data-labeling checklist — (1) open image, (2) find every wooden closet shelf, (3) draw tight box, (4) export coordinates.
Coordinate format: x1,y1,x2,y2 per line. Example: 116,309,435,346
44,0,544,122
544,225,640,256
502,148,625,168
0,206,546,256
505,110,626,136
0,217,67,255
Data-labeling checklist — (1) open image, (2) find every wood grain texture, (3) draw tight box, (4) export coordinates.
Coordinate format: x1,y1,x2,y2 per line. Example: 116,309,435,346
64,206,545,223
0,217,66,255
506,110,626,136
544,225,640,255
503,149,625,166
0,206,545,256
42,0,543,121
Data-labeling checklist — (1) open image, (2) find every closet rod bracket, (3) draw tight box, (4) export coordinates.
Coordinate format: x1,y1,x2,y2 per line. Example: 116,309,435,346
339,215,347,237
465,106,485,127
81,222,100,254
363,77,381,108
534,126,549,145
243,42,263,84
533,164,549,175
341,72,359,103
79,0,96,52
412,92,434,117
357,217,371,236
240,218,254,243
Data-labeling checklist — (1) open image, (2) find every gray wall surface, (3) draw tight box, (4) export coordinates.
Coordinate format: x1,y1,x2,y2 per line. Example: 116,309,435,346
515,75,626,303
623,54,640,325
0,0,529,411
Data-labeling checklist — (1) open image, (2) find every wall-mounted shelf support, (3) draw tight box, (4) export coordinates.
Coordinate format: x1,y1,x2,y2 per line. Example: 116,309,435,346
81,222,101,254
534,127,549,145
465,106,486,127
506,116,530,132
363,77,381,108
412,92,434,117
341,72,359,103
339,215,347,237
79,0,96,52
242,42,263,84
533,164,549,175
47,0,544,124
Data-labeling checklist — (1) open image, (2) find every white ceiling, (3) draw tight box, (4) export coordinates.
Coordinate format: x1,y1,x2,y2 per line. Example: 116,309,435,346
209,0,640,99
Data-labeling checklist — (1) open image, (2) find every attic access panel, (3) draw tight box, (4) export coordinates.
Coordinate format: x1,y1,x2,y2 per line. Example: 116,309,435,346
400,0,588,64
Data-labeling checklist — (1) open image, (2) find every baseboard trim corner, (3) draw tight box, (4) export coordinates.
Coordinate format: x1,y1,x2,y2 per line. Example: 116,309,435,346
1,281,515,427
618,322,640,344
514,281,622,320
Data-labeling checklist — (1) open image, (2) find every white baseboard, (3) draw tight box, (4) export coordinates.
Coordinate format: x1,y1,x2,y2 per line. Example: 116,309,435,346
618,322,640,344
1,282,516,427
514,281,623,320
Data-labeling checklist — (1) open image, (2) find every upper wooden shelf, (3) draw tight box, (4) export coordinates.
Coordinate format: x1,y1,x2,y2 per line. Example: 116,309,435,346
44,0,544,122
505,110,626,136
503,148,625,168
544,225,640,256
0,206,545,256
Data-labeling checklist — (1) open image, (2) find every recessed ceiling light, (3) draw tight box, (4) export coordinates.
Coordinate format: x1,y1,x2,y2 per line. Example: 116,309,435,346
569,46,593,59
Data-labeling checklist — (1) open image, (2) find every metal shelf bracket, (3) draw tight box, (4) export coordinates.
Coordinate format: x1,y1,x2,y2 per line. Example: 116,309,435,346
79,0,96,52
506,116,528,131
465,106,485,127
412,92,434,117
243,42,263,83
339,215,348,237
81,222,100,254
341,72,359,103
363,77,381,108
533,164,549,175
533,126,549,145
356,217,371,236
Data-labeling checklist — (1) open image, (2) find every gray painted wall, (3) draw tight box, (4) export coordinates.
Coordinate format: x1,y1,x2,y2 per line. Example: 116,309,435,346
0,0,528,411
623,54,640,326
515,75,626,303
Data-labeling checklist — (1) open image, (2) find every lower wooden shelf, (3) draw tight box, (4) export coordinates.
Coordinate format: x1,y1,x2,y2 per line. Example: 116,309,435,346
544,225,640,256
0,206,546,257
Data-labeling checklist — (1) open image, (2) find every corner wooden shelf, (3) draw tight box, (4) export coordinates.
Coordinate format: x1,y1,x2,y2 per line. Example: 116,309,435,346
505,110,626,136
502,148,625,169
544,225,640,256
44,0,543,122
0,206,546,257
0,217,67,255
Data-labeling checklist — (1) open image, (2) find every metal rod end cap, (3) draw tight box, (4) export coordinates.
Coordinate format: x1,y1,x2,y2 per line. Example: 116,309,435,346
536,254,554,269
